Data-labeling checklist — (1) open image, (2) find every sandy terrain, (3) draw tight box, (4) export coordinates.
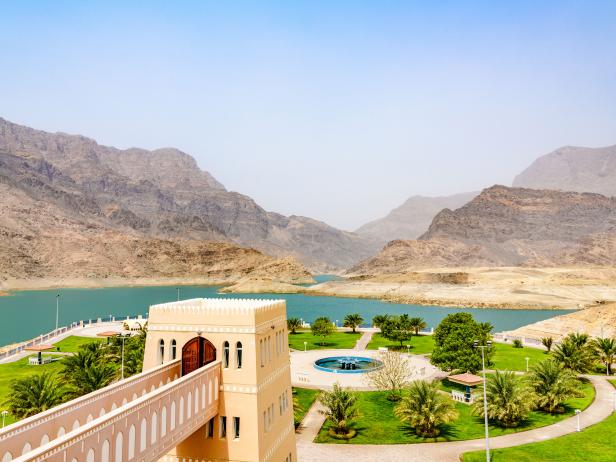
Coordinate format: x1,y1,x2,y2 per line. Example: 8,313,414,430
300,267,616,310
506,302,616,340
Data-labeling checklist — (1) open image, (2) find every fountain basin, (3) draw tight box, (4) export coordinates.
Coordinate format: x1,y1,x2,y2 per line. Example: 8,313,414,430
314,356,383,374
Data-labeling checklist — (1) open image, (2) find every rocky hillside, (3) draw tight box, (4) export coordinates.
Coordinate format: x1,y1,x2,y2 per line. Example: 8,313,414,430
513,144,616,196
350,185,616,274
0,117,378,269
356,192,477,242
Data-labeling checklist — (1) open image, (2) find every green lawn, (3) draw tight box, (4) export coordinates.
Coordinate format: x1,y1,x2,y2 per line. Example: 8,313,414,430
288,330,361,350
0,356,65,426
491,343,548,372
463,380,616,461
316,380,594,445
54,335,105,352
293,387,320,425
366,333,434,354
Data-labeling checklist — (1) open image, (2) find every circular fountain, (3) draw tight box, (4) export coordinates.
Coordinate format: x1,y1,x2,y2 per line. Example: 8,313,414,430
314,356,383,374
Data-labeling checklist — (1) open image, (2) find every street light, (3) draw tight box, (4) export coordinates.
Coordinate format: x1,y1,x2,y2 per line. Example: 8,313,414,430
406,344,411,355
1,410,8,428
304,341,307,352
474,339,493,462
525,357,530,372
575,409,581,432
55,293,60,331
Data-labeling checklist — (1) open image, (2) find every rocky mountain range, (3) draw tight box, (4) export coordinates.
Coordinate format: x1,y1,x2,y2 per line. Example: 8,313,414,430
349,185,616,274
513,144,616,197
0,117,379,273
355,192,478,242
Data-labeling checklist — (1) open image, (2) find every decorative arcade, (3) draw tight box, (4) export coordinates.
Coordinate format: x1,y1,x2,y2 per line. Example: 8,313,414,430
0,298,296,462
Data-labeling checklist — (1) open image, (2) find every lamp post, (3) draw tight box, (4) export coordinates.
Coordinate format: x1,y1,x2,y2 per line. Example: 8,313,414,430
120,333,130,380
474,339,493,462
525,357,530,372
1,410,8,428
55,293,60,331
575,409,581,431
406,344,411,355
177,287,180,301
304,341,307,352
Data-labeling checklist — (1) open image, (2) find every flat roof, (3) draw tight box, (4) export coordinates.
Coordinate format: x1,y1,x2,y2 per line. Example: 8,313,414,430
448,372,483,387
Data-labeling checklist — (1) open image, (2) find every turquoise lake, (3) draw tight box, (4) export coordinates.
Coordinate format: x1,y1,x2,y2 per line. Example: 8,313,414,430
0,276,571,345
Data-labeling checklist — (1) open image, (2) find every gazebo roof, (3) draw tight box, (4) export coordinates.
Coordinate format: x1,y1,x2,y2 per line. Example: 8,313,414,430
447,372,483,387
97,331,121,337
25,344,54,351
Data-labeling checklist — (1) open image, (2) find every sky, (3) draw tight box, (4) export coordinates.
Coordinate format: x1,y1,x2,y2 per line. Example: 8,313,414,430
1,1,615,231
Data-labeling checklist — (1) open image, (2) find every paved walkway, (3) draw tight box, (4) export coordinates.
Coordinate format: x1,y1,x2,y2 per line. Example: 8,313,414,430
297,375,614,462
353,330,373,351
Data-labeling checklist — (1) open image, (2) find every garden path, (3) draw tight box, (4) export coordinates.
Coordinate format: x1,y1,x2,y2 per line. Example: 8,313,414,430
296,375,614,462
353,329,373,351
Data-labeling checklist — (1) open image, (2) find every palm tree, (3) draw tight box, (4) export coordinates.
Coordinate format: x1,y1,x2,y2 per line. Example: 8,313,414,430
287,318,302,334
394,380,458,437
552,337,594,373
472,371,533,427
568,333,590,348
592,337,616,375
61,347,117,396
541,337,554,353
318,383,359,436
409,317,427,335
4,372,66,418
372,314,390,329
527,359,582,413
343,313,364,333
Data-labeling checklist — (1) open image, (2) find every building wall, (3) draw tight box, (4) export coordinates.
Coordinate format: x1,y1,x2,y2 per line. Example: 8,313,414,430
143,299,297,462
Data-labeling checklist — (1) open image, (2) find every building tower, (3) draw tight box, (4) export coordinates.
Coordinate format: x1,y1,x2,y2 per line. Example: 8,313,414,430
143,298,296,462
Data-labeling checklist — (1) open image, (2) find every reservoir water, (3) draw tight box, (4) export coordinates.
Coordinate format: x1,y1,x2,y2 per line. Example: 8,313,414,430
0,277,571,345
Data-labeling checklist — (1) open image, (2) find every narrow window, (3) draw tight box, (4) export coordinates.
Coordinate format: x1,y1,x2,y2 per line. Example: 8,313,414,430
223,341,230,368
263,411,267,432
236,342,243,369
233,417,240,439
158,339,165,364
206,418,214,438
170,339,177,360
260,339,264,367
219,416,227,439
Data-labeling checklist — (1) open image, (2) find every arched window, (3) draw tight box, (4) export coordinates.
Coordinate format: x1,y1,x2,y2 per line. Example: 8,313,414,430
128,425,135,460
40,434,49,446
21,444,31,456
151,412,158,444
223,341,230,368
170,339,177,360
194,387,199,414
115,432,123,462
187,392,192,418
208,380,213,404
158,339,165,364
170,401,176,431
2,452,13,462
179,397,184,424
215,376,219,400
87,449,95,462
236,342,243,369
102,440,110,462
260,339,264,367
140,418,147,452
161,406,167,437
202,384,206,409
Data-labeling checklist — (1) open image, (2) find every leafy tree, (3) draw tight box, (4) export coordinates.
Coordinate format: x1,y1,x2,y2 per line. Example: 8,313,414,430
409,317,427,335
394,380,458,437
472,370,534,427
61,344,117,396
4,372,66,419
343,313,364,333
527,359,582,413
319,383,359,436
430,313,493,373
365,351,411,401
311,317,334,346
541,337,554,353
287,318,302,334
513,339,523,348
372,314,390,328
552,335,594,373
592,337,616,375
380,314,414,348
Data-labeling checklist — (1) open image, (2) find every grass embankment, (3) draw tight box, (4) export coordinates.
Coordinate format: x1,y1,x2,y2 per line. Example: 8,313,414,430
366,333,434,354
288,330,361,350
293,387,320,425
316,381,594,445
0,336,102,426
463,380,615,461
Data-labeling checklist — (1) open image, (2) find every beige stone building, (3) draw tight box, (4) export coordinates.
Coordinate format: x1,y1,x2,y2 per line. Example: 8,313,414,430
144,298,297,462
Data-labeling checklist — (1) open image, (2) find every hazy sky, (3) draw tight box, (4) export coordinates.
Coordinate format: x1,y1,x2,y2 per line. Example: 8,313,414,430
1,1,615,230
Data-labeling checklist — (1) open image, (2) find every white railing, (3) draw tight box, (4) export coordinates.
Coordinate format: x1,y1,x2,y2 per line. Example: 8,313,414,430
11,360,220,462
451,390,475,404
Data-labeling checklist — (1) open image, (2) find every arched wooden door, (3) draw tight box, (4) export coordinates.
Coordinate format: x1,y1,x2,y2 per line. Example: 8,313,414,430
182,337,216,376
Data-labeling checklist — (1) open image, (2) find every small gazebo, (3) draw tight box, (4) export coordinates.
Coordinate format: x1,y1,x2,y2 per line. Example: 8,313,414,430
25,344,55,365
97,331,121,343
447,372,483,403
